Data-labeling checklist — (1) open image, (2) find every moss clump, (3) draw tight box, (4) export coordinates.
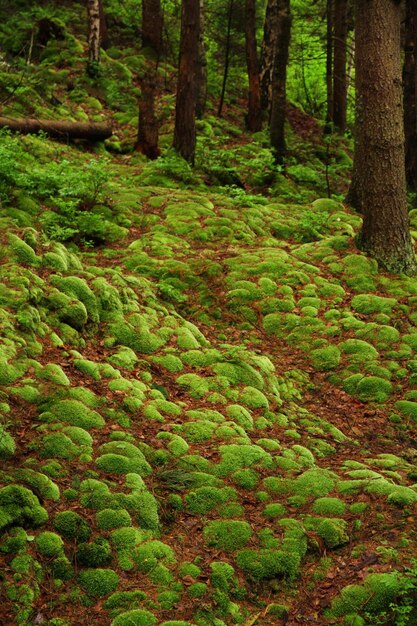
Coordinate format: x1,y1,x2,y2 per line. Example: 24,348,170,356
110,610,157,626
311,346,341,371
45,399,104,429
77,537,112,567
132,540,175,573
186,486,237,514
103,590,147,611
9,233,38,265
96,508,132,530
78,568,119,597
355,376,393,402
212,362,264,389
351,294,396,315
0,485,48,531
262,503,286,519
97,441,152,476
316,518,349,548
37,433,80,460
236,548,300,581
51,275,99,323
394,400,417,421
339,339,379,362
53,511,91,542
330,573,403,617
0,527,28,554
291,468,337,498
39,364,70,386
0,425,16,459
187,582,207,598
151,354,184,373
312,497,346,516
231,468,259,489
35,531,64,557
239,386,269,409
108,347,138,370
203,520,252,551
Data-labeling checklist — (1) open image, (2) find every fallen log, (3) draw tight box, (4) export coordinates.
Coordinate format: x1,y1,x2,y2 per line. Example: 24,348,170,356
0,117,112,141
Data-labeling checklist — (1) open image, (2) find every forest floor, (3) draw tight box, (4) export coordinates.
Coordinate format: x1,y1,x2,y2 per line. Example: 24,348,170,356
2,131,417,626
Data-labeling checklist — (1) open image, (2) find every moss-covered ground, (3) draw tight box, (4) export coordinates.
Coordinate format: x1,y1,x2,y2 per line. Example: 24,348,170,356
2,8,417,626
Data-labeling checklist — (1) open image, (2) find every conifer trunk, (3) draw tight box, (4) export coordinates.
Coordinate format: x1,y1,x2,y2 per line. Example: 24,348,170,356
196,0,208,119
244,0,262,131
333,0,348,132
86,0,101,77
270,0,291,164
404,0,417,190
173,0,200,164
260,0,278,112
142,0,163,56
354,0,416,274
218,0,234,117
325,0,334,131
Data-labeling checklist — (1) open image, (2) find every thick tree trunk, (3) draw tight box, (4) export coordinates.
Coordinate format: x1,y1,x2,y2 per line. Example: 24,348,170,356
173,0,200,164
260,0,278,112
142,0,163,56
270,0,291,165
86,0,101,77
404,0,417,190
244,0,262,131
354,0,416,274
333,0,348,132
99,0,109,48
196,0,208,119
325,0,334,131
0,118,112,140
218,0,234,117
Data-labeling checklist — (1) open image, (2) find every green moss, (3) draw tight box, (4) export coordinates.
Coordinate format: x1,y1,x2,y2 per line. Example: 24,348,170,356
11,469,60,501
312,497,346,516
45,400,104,429
108,347,138,370
0,527,28,554
339,339,379,362
0,485,48,530
53,511,91,542
51,275,99,323
203,520,252,551
215,444,271,477
351,294,396,315
151,354,183,372
96,508,132,530
110,610,157,626
103,590,147,611
0,425,16,459
291,468,337,498
311,346,341,371
9,233,38,265
231,469,259,489
212,362,264,389
77,538,112,567
35,531,64,557
226,404,254,429
387,486,417,506
239,386,269,409
187,582,207,598
262,503,287,518
394,400,417,421
51,555,74,581
316,518,349,548
236,548,300,581
39,364,70,386
78,568,119,597
97,441,152,476
74,359,101,380
330,573,403,618
352,376,393,402
37,433,80,460
132,540,175,573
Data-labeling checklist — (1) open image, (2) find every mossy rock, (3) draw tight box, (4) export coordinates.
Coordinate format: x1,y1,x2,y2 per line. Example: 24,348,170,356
44,399,104,429
203,520,252,551
78,568,119,597
186,486,237,514
351,294,397,315
96,508,132,530
330,572,403,618
35,531,64,557
0,485,48,531
312,497,346,516
311,346,341,371
9,233,38,265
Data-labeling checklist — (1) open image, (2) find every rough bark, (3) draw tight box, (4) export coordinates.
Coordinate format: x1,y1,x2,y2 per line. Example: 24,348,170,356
333,0,348,132
325,0,334,131
353,0,416,274
270,0,291,165
142,0,163,56
260,0,279,112
218,0,234,117
173,0,200,164
244,0,262,131
404,0,417,189
0,118,112,140
196,0,208,119
86,0,101,77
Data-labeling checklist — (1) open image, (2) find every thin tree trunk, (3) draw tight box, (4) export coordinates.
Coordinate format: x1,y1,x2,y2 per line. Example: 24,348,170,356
244,0,262,131
333,0,348,132
260,0,278,112
137,0,163,158
196,0,208,119
173,0,200,164
325,0,334,132
142,0,163,56
404,0,417,190
354,0,416,274
86,0,101,77
270,0,291,164
218,0,234,117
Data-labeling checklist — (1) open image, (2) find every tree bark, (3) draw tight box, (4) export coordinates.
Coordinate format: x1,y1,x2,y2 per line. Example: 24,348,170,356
244,0,262,131
260,0,279,113
404,0,417,190
86,0,101,77
218,0,234,117
270,0,291,165
325,0,334,131
0,118,112,140
353,0,416,274
142,0,163,56
196,0,208,119
173,0,200,164
333,0,348,132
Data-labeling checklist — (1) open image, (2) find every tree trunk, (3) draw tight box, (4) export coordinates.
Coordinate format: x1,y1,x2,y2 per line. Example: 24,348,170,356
325,0,334,131
99,0,109,49
86,0,101,77
173,0,200,164
137,0,163,159
354,0,416,274
404,0,417,190
270,0,291,165
142,0,163,56
0,118,112,140
218,0,234,117
196,0,208,119
260,0,278,112
333,0,348,132
244,0,262,131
